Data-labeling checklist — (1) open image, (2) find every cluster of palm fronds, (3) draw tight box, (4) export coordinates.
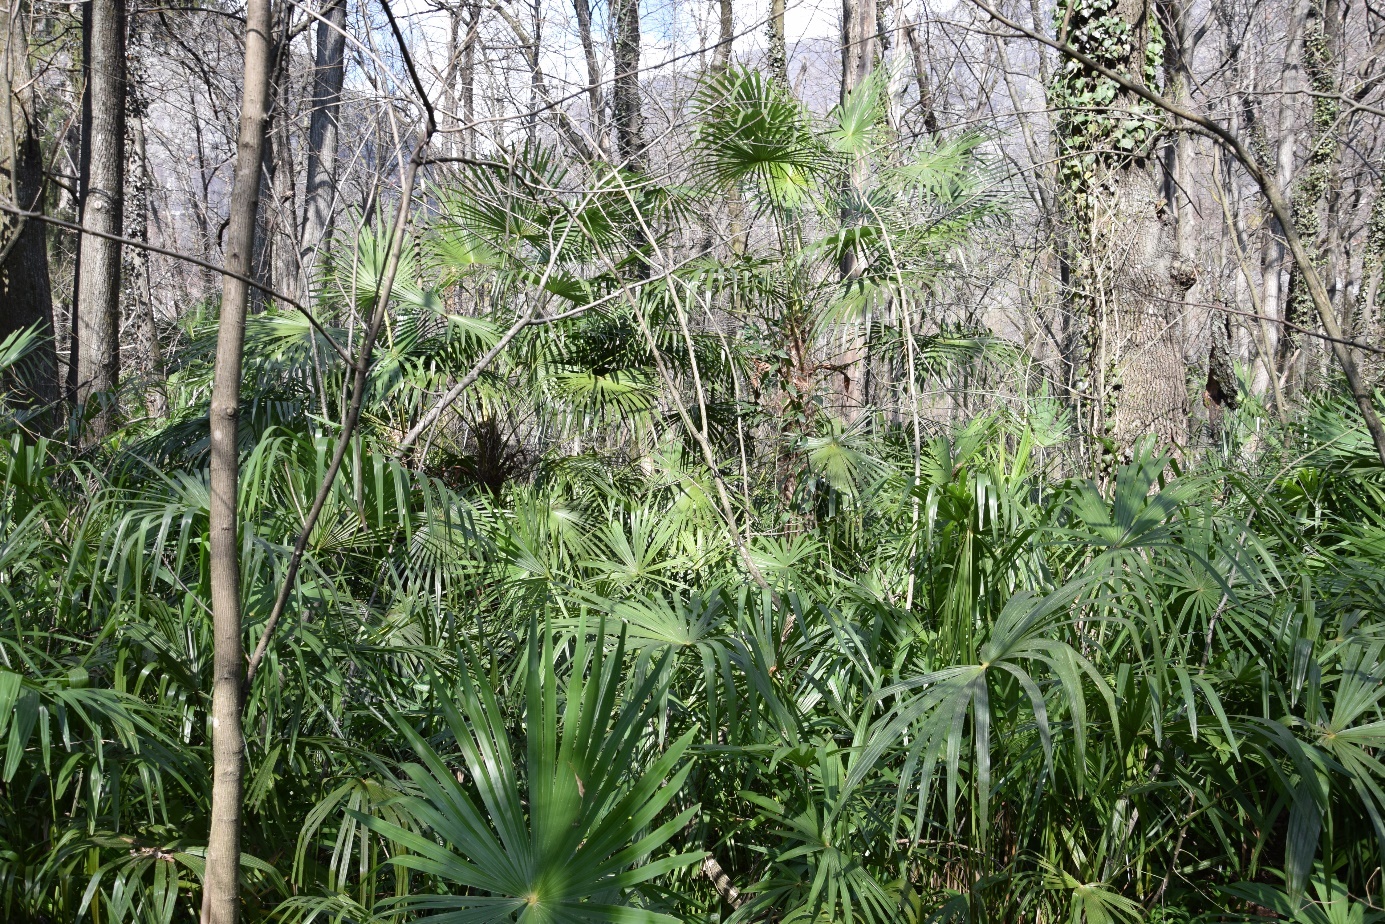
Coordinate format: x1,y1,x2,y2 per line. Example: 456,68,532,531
2,69,1384,924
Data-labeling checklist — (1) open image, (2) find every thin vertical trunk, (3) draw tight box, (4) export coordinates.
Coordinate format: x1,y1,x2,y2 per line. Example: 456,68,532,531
839,0,876,417
903,21,939,137
269,71,296,300
1280,0,1342,389
717,0,733,69
769,0,787,83
300,0,345,300
201,0,273,919
74,0,126,439
124,41,164,417
573,0,606,154
712,0,744,253
612,0,644,169
0,0,58,414
459,1,478,156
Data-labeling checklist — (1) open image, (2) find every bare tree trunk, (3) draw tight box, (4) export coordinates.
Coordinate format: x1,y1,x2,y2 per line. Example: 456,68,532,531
74,0,126,439
300,0,345,301
840,0,877,106
573,0,607,155
0,0,58,415
459,1,478,157
839,0,876,417
612,0,644,169
769,0,787,82
200,0,273,918
715,0,733,70
903,20,939,137
269,68,297,300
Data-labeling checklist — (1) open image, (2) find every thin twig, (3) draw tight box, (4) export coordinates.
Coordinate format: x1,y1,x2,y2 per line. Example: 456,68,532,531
0,200,354,365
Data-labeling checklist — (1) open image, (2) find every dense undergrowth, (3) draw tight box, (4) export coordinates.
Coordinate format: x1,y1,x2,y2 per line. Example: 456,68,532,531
3,67,1385,924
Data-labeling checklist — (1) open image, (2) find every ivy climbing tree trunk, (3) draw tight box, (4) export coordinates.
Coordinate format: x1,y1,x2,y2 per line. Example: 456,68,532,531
769,0,787,83
201,0,273,917
1279,0,1342,390
1054,0,1192,471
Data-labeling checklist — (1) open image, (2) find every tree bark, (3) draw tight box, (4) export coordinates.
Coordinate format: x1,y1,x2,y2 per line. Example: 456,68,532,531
1056,0,1191,471
124,37,165,417
840,0,877,107
572,0,606,155
612,0,644,169
839,0,876,417
1279,0,1342,389
300,0,345,301
201,0,274,918
769,0,787,83
0,0,57,415
903,20,939,137
715,0,733,70
74,0,126,439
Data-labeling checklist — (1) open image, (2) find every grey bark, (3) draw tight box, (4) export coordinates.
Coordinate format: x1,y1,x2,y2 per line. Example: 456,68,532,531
612,0,644,168
769,0,787,82
201,0,274,918
572,0,607,154
74,0,127,439
124,41,165,417
300,0,345,301
1060,0,1192,467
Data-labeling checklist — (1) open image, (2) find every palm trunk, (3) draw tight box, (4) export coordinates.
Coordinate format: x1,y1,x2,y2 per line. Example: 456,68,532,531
300,0,346,301
73,0,126,439
201,0,274,918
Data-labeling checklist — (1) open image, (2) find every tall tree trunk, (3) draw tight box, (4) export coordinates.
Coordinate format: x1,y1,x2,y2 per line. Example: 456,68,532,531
840,0,877,107
573,0,607,156
0,0,58,414
300,0,345,301
1056,0,1192,472
839,0,876,417
903,20,939,137
269,68,296,300
124,31,164,417
74,0,126,439
1279,0,1342,389
715,0,733,70
459,1,478,157
612,0,644,169
768,0,787,83
201,0,273,918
